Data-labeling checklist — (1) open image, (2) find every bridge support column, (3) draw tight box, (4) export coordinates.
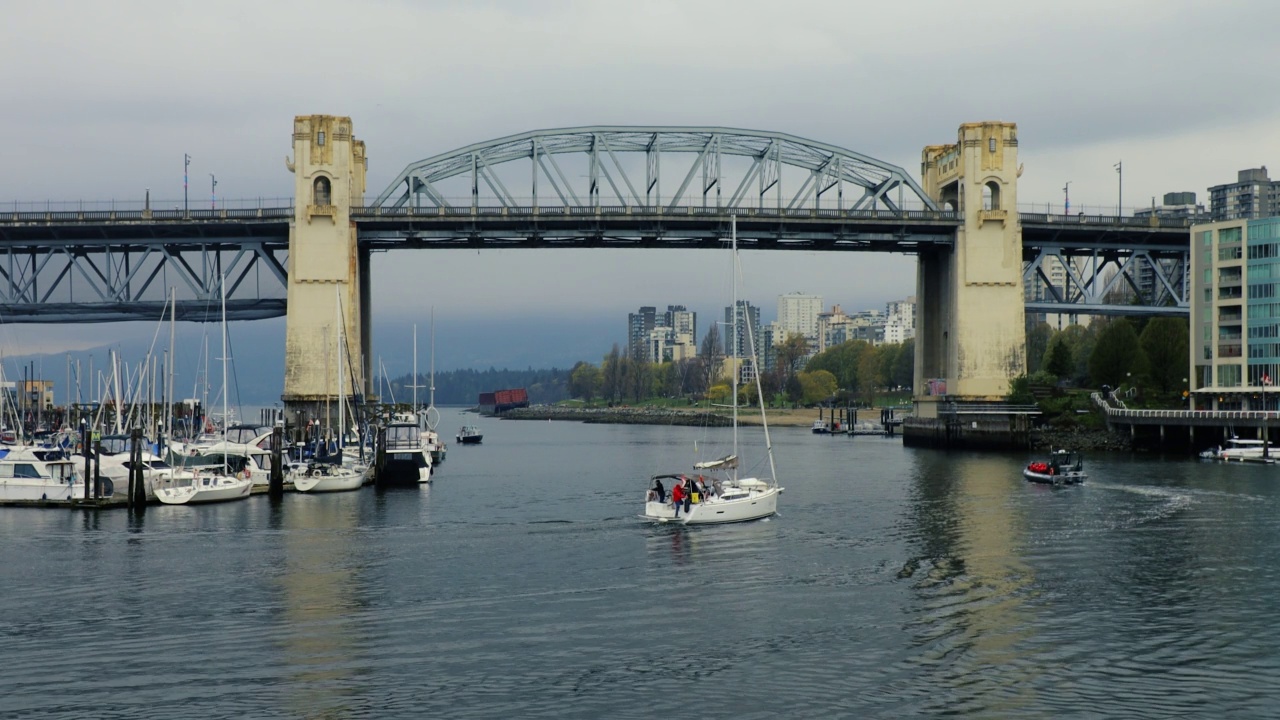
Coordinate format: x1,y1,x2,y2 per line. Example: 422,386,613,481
907,122,1026,445
281,115,368,428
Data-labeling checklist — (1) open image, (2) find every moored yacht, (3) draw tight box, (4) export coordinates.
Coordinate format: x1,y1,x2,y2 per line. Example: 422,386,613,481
376,421,432,486
0,446,88,502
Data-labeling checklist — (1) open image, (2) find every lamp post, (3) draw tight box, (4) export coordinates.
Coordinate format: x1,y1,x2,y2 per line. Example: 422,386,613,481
1063,181,1071,217
183,153,190,216
1115,161,1122,216
210,174,217,210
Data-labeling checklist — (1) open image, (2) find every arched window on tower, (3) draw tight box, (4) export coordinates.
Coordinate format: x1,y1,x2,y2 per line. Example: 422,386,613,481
983,181,1001,211
314,176,332,206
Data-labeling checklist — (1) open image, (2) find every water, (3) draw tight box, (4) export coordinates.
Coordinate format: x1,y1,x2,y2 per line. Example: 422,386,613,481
3,407,1279,718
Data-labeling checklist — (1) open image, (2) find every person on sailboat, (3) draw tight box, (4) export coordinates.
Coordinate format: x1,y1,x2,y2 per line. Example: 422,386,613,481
650,477,666,503
671,481,685,517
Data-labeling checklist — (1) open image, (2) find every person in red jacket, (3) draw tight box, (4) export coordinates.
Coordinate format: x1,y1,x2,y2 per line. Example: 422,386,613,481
671,480,685,517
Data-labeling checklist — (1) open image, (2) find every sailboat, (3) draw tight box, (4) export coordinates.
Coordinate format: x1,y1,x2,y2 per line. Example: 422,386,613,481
155,277,253,505
641,216,782,525
294,288,364,493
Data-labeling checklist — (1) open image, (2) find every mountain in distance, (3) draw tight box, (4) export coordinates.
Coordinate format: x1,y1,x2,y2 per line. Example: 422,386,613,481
4,314,623,406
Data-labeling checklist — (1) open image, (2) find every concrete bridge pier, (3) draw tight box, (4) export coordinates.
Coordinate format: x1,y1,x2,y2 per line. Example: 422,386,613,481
906,122,1027,448
281,115,371,430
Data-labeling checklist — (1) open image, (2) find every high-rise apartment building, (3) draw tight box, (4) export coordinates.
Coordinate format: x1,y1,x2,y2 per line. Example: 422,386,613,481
664,305,696,346
724,300,761,360
1209,168,1280,221
817,305,853,352
1190,215,1280,410
628,304,698,363
884,296,916,344
777,293,822,347
626,306,657,361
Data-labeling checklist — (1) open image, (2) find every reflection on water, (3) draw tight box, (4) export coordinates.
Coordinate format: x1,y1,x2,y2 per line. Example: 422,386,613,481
279,491,367,719
3,411,1280,718
904,453,1040,715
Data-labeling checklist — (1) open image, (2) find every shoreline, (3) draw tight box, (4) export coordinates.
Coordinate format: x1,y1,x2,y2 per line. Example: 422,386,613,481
500,405,871,428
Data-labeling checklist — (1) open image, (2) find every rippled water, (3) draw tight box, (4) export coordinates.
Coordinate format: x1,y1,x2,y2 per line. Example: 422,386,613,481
3,407,1279,718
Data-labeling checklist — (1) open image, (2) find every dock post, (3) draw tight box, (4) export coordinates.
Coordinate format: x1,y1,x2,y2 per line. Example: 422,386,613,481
130,428,147,510
81,423,91,500
93,438,102,499
269,425,285,497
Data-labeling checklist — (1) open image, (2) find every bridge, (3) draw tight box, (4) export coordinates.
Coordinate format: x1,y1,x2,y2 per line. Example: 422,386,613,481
0,118,1199,422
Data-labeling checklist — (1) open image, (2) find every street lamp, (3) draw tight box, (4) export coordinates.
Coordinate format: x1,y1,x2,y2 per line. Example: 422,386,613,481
1115,161,1123,216
1063,181,1071,216
210,174,217,210
183,153,190,216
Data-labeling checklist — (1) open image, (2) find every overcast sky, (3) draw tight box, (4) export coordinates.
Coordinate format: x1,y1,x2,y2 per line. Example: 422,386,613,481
3,0,1279,360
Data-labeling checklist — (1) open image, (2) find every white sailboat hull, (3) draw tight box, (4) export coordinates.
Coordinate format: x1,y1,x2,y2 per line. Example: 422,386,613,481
643,485,781,525
292,468,364,493
155,475,252,505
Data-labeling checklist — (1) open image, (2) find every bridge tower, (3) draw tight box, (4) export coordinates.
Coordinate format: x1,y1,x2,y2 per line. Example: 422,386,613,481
914,122,1026,415
282,115,371,425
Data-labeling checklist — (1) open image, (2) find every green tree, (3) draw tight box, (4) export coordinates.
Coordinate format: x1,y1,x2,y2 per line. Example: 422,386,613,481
1139,317,1190,393
601,344,625,403
891,339,915,390
699,325,725,392
1089,319,1148,388
1043,333,1074,379
775,332,810,381
568,361,602,401
858,345,885,406
798,369,838,405
627,359,653,402
1025,321,1054,374
806,339,871,395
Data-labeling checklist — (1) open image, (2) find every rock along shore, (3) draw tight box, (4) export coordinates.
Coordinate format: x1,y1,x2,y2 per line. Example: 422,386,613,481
1031,425,1132,452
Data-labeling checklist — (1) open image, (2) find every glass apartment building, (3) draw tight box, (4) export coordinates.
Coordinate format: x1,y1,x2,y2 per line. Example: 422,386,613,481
1191,216,1280,409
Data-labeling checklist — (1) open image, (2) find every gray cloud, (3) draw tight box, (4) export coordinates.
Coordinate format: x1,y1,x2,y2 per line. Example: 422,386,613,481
1,0,1276,361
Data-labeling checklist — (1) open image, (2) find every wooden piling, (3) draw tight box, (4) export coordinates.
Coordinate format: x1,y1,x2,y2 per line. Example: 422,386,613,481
81,424,91,500
129,428,146,510
269,425,284,497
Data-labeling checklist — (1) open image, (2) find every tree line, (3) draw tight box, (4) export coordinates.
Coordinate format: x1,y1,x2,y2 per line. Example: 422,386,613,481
388,367,571,405
567,323,916,408
1017,316,1189,402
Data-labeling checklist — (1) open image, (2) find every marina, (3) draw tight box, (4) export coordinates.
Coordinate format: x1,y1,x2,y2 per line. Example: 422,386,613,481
3,408,1279,718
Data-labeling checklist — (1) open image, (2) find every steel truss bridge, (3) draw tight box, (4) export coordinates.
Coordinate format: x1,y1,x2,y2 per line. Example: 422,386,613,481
0,127,1193,322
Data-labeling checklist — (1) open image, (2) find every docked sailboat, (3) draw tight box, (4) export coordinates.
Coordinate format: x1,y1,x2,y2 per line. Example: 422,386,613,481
642,217,782,525
294,290,365,494
157,275,252,505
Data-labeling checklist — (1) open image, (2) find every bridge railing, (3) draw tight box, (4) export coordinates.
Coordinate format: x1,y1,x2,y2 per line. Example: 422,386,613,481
1020,212,1196,229
3,198,295,213
2,207,294,223
351,205,964,222
1091,392,1272,420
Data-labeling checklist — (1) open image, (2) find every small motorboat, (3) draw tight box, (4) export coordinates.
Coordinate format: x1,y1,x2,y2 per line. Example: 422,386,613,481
456,425,483,445
811,419,829,434
1023,449,1086,485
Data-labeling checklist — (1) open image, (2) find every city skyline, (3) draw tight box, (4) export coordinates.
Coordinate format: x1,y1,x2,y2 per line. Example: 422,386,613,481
3,1,1279,360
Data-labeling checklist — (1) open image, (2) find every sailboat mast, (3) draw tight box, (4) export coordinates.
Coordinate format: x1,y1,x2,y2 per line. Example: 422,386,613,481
337,287,344,454
430,308,436,410
731,216,739,472
413,324,418,413
220,273,228,475
167,288,176,444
